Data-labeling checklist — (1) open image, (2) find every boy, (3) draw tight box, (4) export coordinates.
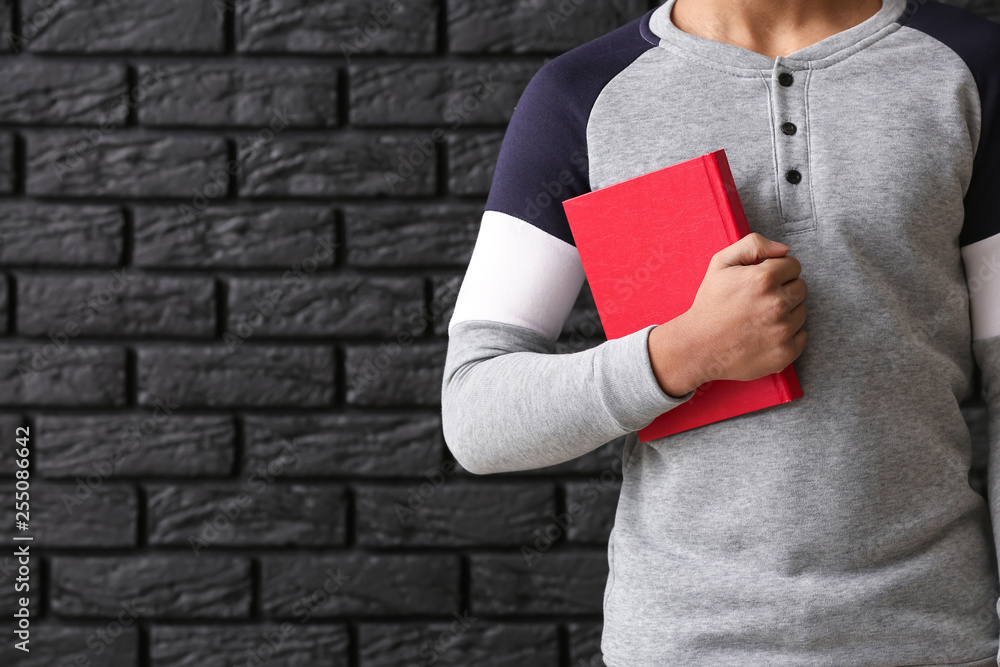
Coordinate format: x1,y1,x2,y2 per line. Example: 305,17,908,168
441,0,1000,664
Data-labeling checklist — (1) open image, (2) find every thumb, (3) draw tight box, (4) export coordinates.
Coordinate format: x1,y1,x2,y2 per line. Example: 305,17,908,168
715,232,789,267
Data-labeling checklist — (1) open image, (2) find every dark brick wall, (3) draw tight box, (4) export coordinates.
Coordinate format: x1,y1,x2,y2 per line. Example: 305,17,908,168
0,1,997,666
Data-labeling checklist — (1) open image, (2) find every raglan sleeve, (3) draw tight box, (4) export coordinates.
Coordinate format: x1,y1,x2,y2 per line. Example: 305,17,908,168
962,34,1000,599
440,56,697,476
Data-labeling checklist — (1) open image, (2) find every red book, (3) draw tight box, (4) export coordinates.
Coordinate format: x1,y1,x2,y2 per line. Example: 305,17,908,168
561,149,803,441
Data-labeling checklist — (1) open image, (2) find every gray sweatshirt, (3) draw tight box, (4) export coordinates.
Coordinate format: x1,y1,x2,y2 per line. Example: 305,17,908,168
440,0,1000,664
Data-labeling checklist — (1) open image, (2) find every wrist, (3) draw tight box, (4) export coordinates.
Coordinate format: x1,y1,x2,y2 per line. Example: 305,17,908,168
648,312,710,397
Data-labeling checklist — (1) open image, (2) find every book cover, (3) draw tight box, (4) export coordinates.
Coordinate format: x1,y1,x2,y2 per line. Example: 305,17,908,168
561,149,803,441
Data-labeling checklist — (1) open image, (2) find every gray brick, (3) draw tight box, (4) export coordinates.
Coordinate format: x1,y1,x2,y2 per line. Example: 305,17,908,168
564,480,621,543
356,482,556,547
559,320,605,351
345,341,448,406
562,283,604,339
0,60,127,124
569,622,605,667
432,275,463,336
358,622,559,667
448,0,647,53
0,568,38,616
138,63,338,127
0,483,136,546
470,553,608,615
137,346,334,408
227,276,422,337
147,484,347,548
345,204,481,267
35,414,235,478
553,336,601,355
0,1,9,53
133,205,335,269
243,414,443,477
0,345,125,406
350,63,537,126
151,624,350,667
0,414,24,474
0,622,138,667
0,274,6,332
262,555,460,617
51,556,252,618
21,0,224,52
238,134,436,197
0,204,123,266
237,0,437,54
448,132,502,195
17,273,215,337
0,133,13,193
26,132,228,197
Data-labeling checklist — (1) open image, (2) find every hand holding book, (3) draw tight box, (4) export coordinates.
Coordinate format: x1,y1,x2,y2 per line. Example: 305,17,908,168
647,232,809,398
561,149,805,440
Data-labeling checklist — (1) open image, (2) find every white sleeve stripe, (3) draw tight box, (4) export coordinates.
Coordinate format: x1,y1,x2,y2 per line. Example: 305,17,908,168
962,230,1000,341
447,210,586,341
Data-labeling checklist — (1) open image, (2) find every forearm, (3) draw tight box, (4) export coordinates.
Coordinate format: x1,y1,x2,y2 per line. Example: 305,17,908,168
441,318,695,474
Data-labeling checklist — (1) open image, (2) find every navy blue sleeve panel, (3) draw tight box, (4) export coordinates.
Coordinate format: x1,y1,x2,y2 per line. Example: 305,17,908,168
483,10,658,248
902,0,1000,247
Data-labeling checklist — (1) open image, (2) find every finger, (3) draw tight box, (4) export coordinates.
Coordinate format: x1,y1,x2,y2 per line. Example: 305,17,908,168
760,255,802,286
778,278,808,310
791,327,808,357
715,232,790,267
787,300,807,330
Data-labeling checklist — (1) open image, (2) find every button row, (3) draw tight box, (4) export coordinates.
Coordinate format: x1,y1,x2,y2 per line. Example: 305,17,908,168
778,72,800,185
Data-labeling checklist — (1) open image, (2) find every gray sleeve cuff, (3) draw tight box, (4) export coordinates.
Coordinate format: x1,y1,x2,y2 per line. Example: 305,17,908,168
594,324,697,432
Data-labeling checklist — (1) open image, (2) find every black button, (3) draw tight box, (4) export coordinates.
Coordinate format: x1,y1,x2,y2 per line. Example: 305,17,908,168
778,72,794,87
786,169,802,184
781,122,797,136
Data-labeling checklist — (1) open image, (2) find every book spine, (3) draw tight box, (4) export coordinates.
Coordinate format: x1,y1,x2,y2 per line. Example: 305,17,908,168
713,150,752,238
772,371,787,401
772,364,803,401
704,151,749,243
780,363,804,400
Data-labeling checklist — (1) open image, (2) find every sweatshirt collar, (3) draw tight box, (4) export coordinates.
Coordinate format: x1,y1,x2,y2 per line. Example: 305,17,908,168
643,0,908,73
